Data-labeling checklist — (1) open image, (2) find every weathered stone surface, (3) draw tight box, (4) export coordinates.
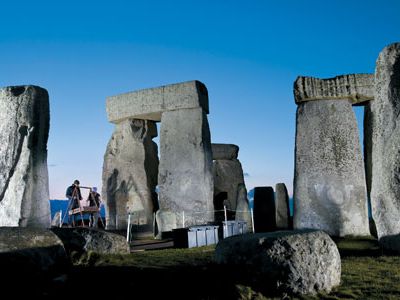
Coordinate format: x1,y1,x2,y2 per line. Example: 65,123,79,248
0,86,50,228
379,234,400,254
211,143,239,160
365,43,400,238
235,183,252,233
102,119,158,230
0,227,68,276
253,186,276,232
275,183,290,229
155,211,176,237
51,227,130,255
213,159,245,212
106,80,209,123
157,107,213,235
293,99,369,236
294,74,374,105
215,230,341,295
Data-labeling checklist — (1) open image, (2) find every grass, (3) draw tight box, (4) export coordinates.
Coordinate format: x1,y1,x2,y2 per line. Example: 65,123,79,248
329,256,400,299
74,245,216,268
68,245,240,299
299,236,400,300
14,236,400,299
70,236,400,299
297,256,400,300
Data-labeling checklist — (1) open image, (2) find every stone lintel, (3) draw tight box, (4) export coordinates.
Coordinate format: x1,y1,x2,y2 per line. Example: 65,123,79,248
294,74,374,105
212,143,239,160
106,80,209,123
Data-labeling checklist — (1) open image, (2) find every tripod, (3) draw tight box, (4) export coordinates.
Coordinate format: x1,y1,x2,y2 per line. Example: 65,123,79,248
61,186,84,227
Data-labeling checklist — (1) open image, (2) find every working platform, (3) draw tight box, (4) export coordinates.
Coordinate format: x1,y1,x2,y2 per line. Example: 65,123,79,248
69,206,99,215
68,206,102,227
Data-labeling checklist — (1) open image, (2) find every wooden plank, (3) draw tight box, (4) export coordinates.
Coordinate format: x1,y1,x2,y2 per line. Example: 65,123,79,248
69,206,99,215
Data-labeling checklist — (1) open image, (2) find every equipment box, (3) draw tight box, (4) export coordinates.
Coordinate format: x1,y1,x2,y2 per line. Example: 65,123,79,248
222,220,247,238
173,225,219,248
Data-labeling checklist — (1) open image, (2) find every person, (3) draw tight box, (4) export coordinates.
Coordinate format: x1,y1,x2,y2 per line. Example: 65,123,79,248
65,180,82,226
88,187,101,228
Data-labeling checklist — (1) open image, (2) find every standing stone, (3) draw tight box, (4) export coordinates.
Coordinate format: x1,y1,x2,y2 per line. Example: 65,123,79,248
275,183,290,229
105,80,213,236
212,143,249,226
293,99,369,236
213,158,245,213
0,86,50,228
253,186,276,232
365,43,400,238
102,119,158,230
157,107,213,234
235,183,252,233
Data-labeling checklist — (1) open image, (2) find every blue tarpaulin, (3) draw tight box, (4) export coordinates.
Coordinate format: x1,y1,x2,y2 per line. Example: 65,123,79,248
50,199,106,222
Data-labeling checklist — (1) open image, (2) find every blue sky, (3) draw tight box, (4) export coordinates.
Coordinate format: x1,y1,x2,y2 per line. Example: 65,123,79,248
0,0,398,198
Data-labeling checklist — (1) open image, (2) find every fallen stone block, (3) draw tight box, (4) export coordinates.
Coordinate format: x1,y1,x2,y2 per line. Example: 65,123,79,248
215,229,341,295
51,227,129,255
0,227,68,286
379,234,400,254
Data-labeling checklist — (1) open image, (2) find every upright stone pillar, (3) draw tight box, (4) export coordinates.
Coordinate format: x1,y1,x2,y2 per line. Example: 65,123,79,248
275,183,290,229
0,86,50,228
253,186,276,232
365,43,400,238
293,74,372,236
102,119,158,230
211,143,250,231
212,144,245,213
105,80,212,236
157,107,214,233
235,183,252,233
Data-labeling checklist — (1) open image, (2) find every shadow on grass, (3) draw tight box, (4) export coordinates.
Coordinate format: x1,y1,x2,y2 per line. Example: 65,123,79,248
66,264,242,299
332,236,382,257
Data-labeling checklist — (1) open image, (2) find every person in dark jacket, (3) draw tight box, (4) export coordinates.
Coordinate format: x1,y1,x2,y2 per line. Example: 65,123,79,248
65,180,82,226
88,187,101,227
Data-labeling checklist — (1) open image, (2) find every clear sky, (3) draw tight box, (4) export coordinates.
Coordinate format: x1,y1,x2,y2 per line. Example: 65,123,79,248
0,0,399,199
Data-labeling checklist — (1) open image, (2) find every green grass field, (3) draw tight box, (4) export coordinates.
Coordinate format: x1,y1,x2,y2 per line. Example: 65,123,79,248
67,236,400,299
